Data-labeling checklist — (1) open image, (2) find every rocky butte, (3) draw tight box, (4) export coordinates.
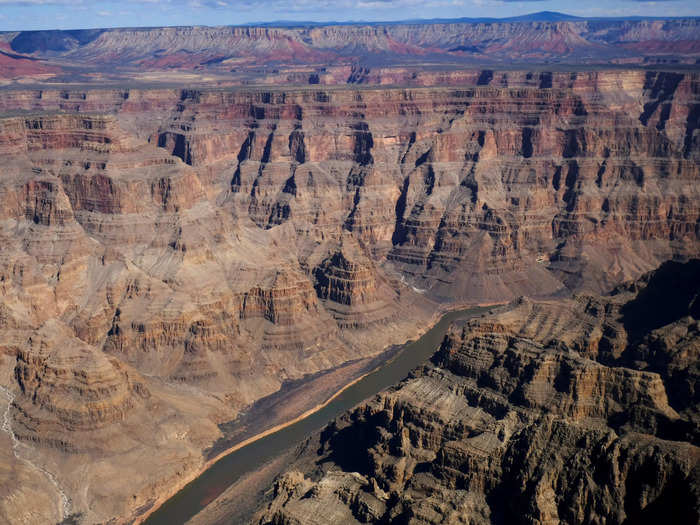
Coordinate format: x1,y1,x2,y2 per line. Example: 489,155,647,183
0,12,698,525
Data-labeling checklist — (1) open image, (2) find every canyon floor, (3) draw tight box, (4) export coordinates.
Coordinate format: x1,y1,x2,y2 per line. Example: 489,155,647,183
0,15,698,525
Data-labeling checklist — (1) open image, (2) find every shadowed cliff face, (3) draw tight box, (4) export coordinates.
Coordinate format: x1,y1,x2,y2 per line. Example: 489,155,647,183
2,72,699,303
0,70,698,523
253,261,700,525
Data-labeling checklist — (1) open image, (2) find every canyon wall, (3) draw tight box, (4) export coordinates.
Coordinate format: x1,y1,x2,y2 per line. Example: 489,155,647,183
6,19,700,69
0,69,698,523
253,260,700,525
1,18,699,85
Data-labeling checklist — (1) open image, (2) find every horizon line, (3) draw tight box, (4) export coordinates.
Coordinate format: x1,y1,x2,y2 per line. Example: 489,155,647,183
3,10,700,34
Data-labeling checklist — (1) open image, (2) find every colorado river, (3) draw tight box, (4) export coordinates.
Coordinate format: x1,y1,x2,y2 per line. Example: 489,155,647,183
143,305,494,525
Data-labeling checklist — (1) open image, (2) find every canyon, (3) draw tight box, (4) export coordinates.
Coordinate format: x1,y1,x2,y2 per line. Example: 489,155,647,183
250,260,699,525
0,54,698,525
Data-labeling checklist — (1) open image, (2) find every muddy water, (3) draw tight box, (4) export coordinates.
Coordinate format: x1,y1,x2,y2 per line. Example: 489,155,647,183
143,305,492,525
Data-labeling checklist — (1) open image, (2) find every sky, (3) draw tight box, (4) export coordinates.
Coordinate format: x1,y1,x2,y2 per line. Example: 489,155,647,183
0,0,698,32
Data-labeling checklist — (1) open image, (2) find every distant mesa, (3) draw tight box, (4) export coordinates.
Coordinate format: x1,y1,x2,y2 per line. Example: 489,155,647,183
1,13,699,83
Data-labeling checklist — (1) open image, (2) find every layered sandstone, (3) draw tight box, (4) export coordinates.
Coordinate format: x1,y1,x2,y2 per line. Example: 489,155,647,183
0,71,698,523
5,18,700,78
253,260,699,525
309,236,399,329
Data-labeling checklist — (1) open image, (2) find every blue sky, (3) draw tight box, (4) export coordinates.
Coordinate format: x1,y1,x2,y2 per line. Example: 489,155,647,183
0,1,698,31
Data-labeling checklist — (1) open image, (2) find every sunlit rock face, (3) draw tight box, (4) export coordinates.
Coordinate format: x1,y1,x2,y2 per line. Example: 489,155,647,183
0,70,698,523
3,19,700,78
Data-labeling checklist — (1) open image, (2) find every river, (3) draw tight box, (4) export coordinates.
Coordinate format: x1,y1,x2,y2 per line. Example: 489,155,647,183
143,305,493,525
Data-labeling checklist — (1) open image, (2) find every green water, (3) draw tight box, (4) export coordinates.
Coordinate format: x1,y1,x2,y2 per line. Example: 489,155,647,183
143,305,491,525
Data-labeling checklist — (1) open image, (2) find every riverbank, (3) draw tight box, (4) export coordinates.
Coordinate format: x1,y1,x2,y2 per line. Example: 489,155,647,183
136,301,507,525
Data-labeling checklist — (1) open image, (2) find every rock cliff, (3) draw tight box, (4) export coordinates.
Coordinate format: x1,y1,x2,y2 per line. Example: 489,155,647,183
0,70,698,523
5,18,700,76
2,17,699,87
253,260,700,525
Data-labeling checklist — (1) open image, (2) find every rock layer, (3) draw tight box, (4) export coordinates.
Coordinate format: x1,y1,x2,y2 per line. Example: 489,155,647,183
5,18,700,77
254,260,700,525
0,72,698,523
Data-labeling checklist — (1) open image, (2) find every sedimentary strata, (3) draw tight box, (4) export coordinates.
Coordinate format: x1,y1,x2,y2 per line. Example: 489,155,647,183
254,261,700,525
2,17,699,82
0,70,698,523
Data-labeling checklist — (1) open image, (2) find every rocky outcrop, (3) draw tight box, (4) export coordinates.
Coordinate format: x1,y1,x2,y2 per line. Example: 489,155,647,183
238,268,345,357
254,260,700,525
12,321,146,449
310,237,398,329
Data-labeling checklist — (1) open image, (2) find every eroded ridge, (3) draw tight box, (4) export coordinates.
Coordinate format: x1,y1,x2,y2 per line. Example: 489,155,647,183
253,260,700,525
